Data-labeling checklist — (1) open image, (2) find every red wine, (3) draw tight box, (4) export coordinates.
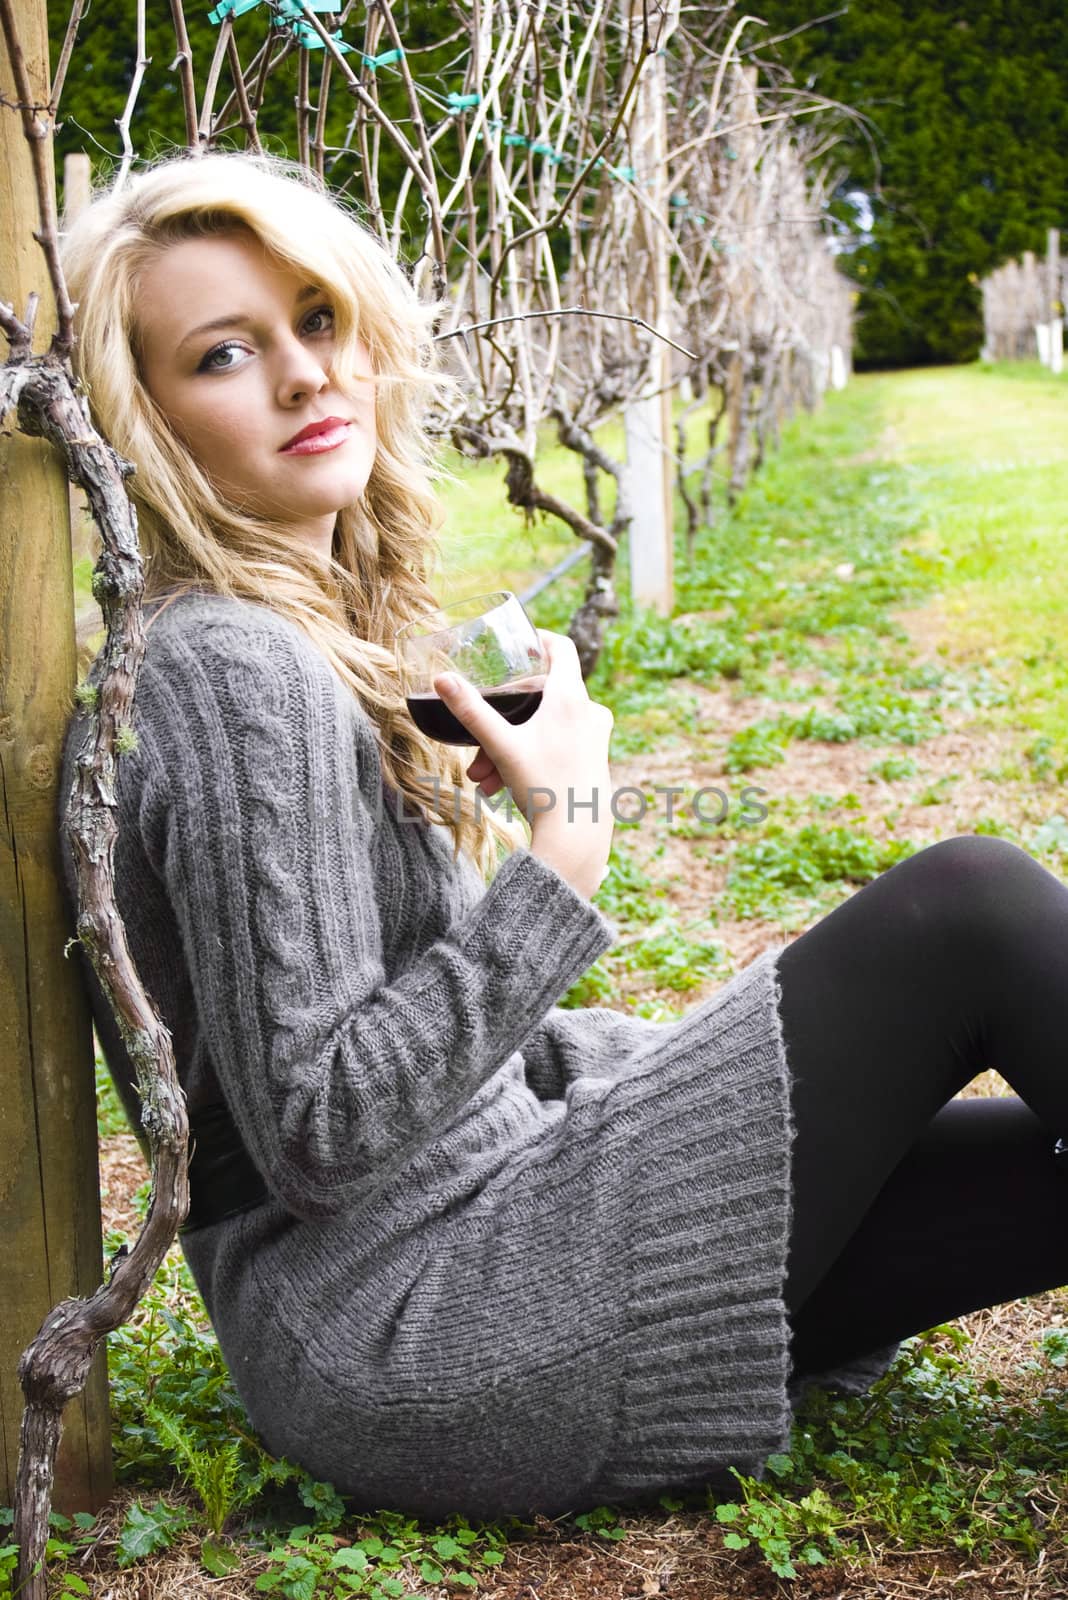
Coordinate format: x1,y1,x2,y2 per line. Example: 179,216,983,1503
406,687,543,745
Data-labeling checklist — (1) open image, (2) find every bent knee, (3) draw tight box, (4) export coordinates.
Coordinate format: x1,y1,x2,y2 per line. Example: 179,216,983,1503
898,834,1050,949
915,833,1031,881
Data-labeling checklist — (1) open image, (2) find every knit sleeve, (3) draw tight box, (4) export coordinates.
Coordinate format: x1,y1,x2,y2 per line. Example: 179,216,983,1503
146,606,617,1222
519,1005,668,1101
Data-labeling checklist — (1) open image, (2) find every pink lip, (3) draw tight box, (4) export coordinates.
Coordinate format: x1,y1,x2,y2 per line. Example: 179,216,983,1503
279,416,351,454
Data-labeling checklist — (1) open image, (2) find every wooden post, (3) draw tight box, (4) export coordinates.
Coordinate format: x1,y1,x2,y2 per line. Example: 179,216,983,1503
1,2,113,1515
1047,227,1062,376
1022,248,1042,362
623,0,676,617
726,65,758,503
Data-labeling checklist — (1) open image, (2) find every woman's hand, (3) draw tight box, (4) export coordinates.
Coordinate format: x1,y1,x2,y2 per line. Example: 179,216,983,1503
433,629,614,900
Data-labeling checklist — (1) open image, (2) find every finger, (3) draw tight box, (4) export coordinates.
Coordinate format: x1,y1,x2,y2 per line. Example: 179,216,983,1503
468,760,503,796
434,672,511,746
538,630,582,688
538,627,577,658
536,628,564,666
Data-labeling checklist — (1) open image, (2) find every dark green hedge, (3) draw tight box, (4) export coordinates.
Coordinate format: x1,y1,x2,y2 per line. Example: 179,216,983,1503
749,2,1068,368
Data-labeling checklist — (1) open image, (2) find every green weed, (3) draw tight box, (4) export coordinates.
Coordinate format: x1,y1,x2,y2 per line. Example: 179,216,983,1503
724,687,942,774
720,823,916,922
95,1042,128,1138
723,722,790,773
0,1507,102,1599
917,775,960,806
589,845,662,927
1025,736,1068,786
559,957,617,1008
868,754,919,782
247,1514,508,1598
614,924,731,993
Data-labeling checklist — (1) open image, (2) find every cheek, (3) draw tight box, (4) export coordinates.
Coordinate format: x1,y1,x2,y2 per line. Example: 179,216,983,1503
179,394,257,466
161,411,260,500
355,379,378,438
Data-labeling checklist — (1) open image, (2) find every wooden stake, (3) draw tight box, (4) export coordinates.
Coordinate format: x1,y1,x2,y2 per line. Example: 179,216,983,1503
726,65,758,504
623,0,677,618
1048,227,1062,376
0,1,113,1518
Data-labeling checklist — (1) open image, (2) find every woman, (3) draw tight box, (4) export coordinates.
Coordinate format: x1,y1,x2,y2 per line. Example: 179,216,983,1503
57,151,1068,1522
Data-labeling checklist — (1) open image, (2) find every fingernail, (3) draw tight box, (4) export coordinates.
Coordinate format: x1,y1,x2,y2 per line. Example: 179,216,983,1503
437,673,458,694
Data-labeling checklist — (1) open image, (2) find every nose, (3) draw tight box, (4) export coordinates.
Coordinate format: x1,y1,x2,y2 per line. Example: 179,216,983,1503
275,326,331,406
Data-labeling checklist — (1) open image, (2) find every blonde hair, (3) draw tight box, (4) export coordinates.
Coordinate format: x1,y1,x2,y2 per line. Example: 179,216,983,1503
59,149,525,878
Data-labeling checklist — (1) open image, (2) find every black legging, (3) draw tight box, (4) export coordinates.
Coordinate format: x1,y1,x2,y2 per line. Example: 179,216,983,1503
776,835,1068,1377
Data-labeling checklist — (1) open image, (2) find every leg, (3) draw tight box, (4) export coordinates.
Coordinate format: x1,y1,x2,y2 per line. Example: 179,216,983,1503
775,835,1068,1310
789,1094,1068,1375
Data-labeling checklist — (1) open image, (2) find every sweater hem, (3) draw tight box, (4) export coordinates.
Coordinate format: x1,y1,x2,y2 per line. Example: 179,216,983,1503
592,945,797,1500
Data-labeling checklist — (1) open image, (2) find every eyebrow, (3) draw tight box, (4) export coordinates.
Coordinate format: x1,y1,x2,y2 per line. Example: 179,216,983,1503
177,284,325,353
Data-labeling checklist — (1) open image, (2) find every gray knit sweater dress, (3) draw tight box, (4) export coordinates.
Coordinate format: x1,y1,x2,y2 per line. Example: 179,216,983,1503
59,590,895,1521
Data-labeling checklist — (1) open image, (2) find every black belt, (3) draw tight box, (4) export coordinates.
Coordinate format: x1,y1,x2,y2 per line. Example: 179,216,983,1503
179,1101,270,1235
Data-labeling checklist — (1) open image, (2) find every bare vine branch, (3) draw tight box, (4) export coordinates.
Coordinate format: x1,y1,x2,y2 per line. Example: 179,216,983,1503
0,0,76,356
435,305,697,362
48,0,88,118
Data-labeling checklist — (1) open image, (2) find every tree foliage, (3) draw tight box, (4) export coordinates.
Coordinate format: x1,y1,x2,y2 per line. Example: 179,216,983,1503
751,1,1068,367
46,0,455,208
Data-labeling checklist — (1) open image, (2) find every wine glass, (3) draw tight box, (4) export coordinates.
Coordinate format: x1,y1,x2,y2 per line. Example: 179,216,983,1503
395,590,548,746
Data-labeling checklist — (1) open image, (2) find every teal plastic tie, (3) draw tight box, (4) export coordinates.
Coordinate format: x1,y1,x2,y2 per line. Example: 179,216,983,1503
208,0,354,50
208,0,260,21
364,46,404,70
293,20,352,49
446,92,482,112
209,0,338,21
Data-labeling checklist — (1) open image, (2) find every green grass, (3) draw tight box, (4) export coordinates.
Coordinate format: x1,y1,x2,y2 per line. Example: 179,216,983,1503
431,448,579,600
434,405,673,600
861,361,1068,754
718,821,917,923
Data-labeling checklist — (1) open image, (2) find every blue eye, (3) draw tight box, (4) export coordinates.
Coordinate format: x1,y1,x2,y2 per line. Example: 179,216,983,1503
197,306,336,372
198,339,244,373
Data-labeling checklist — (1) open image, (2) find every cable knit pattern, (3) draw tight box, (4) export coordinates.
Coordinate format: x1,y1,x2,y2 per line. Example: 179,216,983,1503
59,590,897,1522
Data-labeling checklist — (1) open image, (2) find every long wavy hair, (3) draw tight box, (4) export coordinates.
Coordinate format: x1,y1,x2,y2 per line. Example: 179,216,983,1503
59,149,525,878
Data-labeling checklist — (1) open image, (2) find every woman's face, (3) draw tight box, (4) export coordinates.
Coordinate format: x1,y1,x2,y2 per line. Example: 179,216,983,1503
135,228,377,563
